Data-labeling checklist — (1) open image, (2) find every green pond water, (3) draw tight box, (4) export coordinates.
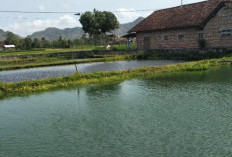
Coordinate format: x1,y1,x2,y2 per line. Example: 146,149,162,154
1,65,232,157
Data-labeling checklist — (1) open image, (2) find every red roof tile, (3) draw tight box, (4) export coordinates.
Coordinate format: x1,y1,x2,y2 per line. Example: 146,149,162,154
129,0,229,32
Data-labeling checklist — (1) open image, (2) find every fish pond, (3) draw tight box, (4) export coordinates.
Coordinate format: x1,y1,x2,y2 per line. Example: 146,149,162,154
0,59,185,82
1,65,232,157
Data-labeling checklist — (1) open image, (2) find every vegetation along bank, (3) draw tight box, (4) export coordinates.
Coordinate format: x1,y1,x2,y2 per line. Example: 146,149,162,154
0,57,231,96
1,48,231,71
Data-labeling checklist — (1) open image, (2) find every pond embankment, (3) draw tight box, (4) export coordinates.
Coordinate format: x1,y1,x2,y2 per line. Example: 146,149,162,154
0,60,186,82
0,57,230,95
1,48,231,60
1,48,232,72
0,50,137,60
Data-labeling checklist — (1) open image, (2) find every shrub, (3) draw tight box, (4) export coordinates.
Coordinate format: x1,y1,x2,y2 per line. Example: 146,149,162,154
198,39,207,49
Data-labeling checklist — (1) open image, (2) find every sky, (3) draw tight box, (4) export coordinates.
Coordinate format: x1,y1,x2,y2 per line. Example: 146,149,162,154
0,0,205,37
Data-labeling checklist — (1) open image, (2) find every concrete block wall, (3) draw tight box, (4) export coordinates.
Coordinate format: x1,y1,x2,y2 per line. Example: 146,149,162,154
136,2,232,50
137,28,200,50
203,5,232,48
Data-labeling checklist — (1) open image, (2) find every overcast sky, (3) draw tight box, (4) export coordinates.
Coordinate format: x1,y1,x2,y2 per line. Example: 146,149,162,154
0,0,205,37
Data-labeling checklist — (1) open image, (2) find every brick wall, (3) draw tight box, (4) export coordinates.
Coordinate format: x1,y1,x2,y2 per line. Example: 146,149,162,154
137,28,200,50
137,2,232,50
203,5,232,48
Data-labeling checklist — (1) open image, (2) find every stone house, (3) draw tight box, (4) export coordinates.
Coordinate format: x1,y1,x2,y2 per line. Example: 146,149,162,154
129,0,232,50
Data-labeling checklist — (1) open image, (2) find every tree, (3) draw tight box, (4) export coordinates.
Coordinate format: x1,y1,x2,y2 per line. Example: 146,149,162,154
32,38,42,48
41,37,50,48
5,32,22,49
79,9,119,37
22,38,33,49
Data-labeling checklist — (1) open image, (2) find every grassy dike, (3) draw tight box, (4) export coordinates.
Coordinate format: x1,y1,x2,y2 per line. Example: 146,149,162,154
0,58,230,96
0,47,96,57
0,55,131,71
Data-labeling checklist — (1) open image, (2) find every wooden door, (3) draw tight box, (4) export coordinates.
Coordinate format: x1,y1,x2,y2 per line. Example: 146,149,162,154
144,37,151,50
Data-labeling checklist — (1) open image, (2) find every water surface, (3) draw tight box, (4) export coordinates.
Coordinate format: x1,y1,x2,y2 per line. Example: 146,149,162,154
0,60,185,82
0,66,232,157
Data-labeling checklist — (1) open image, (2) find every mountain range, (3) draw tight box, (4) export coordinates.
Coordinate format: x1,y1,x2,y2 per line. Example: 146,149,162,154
0,29,9,41
28,17,144,41
0,17,144,42
113,17,144,37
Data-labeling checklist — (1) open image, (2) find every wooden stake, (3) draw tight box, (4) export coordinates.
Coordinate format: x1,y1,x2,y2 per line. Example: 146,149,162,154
74,64,78,73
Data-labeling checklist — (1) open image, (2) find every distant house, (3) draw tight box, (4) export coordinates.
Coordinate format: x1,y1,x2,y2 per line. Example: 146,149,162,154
122,32,136,48
4,45,16,51
116,37,127,43
129,0,232,50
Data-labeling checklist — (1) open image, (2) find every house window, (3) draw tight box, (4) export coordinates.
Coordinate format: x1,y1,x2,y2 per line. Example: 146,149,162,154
163,35,169,41
178,34,185,40
221,29,231,37
199,33,204,39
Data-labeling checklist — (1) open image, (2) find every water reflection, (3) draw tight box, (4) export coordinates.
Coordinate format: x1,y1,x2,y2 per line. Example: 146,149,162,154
149,66,232,84
85,83,121,97
0,66,232,157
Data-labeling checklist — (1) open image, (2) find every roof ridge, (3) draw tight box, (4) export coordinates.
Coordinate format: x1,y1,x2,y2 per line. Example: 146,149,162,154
129,0,227,33
153,0,209,13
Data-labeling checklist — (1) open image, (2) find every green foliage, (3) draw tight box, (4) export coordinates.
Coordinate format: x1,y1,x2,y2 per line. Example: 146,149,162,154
22,38,33,50
140,50,232,61
0,57,229,96
110,44,137,51
93,46,106,51
79,9,119,46
32,38,42,48
5,32,22,49
79,9,119,36
79,11,96,36
198,39,207,49
41,37,51,48
0,54,130,71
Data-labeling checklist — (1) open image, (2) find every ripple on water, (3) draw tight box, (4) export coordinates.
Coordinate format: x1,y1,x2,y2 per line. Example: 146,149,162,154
0,65,232,157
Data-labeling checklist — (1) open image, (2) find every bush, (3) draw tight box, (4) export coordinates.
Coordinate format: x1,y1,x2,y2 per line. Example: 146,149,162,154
198,39,207,49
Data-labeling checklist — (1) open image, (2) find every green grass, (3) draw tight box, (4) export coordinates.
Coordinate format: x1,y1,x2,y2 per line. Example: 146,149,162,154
0,57,229,96
1,50,231,71
0,54,135,71
0,45,137,57
0,46,101,56
110,44,137,51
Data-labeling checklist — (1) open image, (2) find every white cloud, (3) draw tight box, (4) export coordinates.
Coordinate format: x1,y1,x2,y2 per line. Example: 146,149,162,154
62,4,71,9
2,8,151,37
4,15,81,37
38,5,45,11
17,15,23,20
116,8,152,23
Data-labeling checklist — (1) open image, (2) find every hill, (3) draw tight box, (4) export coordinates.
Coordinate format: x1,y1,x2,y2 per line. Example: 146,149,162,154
28,27,84,41
0,29,8,41
28,17,144,41
113,17,144,36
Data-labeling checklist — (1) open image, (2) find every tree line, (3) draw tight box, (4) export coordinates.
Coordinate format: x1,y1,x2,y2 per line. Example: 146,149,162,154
4,32,73,49
4,9,122,50
4,32,125,50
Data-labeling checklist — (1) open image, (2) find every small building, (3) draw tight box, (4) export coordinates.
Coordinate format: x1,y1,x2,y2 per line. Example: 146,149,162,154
4,45,16,51
129,0,232,50
122,32,136,49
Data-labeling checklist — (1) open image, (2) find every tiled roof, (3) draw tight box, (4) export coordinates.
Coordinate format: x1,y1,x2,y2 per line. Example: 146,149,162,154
129,0,228,32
